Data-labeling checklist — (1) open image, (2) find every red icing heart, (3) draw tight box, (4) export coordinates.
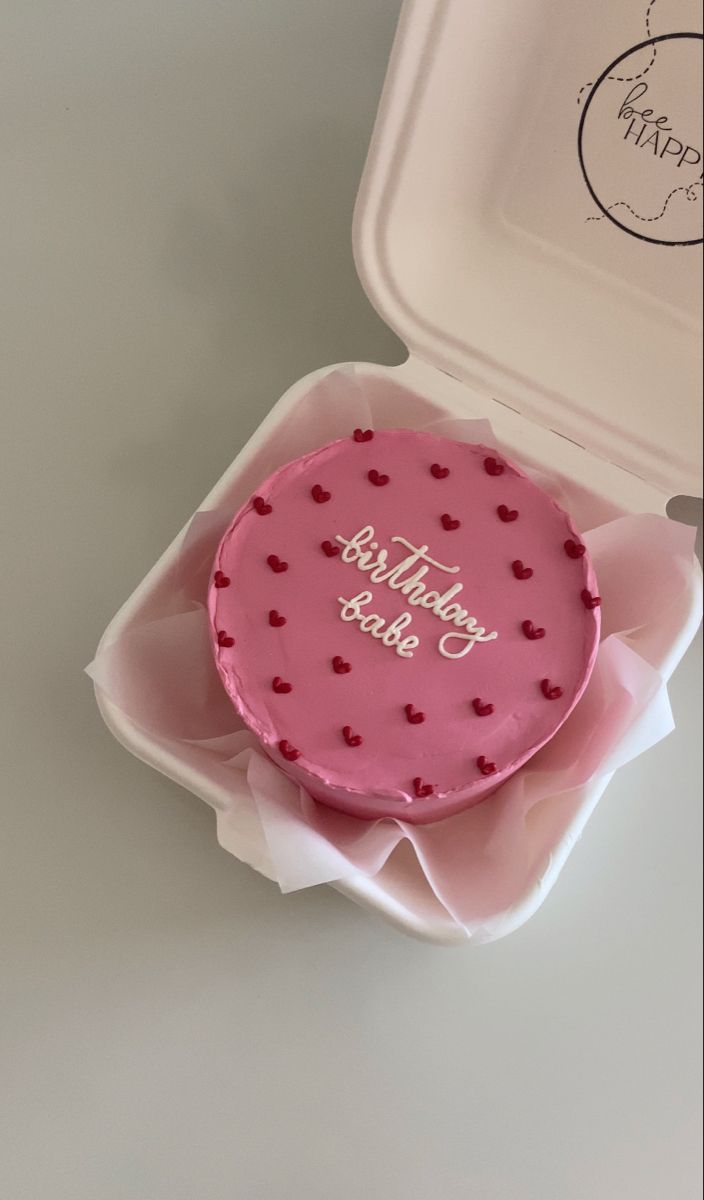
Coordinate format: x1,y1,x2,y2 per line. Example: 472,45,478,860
512,560,533,580
522,619,546,640
441,513,461,531
252,496,273,516
311,484,331,504
581,588,602,610
332,656,352,674
413,777,434,799
484,456,505,477
213,570,230,588
430,463,450,479
565,538,586,559
368,469,390,486
541,678,563,700
353,428,374,443
405,704,426,725
497,504,519,522
279,740,300,762
472,698,495,717
267,554,288,573
272,677,293,694
477,756,497,776
343,725,363,747
321,540,340,558
269,610,287,627
217,630,235,648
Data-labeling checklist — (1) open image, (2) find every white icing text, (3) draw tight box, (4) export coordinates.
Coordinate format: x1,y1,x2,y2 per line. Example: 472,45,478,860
338,591,420,657
335,525,498,660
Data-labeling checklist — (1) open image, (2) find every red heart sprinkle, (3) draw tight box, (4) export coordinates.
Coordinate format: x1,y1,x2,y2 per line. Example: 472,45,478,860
541,678,563,700
279,740,300,762
332,656,352,674
477,756,497,776
512,560,533,579
413,777,434,799
484,456,505,476
368,469,390,486
213,570,230,588
430,463,450,479
497,504,519,522
473,698,495,717
405,704,426,725
353,428,374,443
342,725,363,747
581,589,602,610
269,610,287,627
441,513,461,531
321,540,340,558
272,677,293,694
522,620,546,640
267,554,288,573
217,630,235,648
311,484,331,503
565,538,586,559
252,496,273,516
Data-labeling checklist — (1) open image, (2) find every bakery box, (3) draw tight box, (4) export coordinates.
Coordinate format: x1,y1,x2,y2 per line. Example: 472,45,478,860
91,0,703,943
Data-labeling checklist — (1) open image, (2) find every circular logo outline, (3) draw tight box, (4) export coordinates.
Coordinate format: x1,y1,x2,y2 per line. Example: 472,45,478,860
578,31,704,247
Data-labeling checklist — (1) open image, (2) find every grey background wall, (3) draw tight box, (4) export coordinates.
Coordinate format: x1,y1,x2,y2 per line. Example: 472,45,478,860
1,3,701,1198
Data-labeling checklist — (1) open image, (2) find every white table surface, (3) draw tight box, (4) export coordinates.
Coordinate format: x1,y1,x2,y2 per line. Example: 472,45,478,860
1,3,702,1198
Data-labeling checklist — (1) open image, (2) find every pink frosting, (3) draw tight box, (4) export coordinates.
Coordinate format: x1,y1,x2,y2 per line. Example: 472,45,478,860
208,430,600,824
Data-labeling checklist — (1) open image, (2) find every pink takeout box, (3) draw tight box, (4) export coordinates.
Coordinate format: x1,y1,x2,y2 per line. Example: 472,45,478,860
92,0,702,943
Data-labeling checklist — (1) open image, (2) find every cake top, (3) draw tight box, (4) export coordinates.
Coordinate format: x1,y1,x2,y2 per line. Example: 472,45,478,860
208,428,600,824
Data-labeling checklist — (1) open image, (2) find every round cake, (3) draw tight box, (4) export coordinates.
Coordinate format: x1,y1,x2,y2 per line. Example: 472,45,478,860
208,428,600,824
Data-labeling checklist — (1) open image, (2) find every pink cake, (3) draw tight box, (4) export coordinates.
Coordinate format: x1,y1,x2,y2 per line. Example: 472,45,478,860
208,429,600,824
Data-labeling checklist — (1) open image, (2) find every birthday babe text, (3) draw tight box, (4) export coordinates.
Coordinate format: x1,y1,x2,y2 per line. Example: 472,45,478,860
334,525,498,660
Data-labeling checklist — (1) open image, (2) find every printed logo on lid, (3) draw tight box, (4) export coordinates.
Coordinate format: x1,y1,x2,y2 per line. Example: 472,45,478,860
578,28,703,246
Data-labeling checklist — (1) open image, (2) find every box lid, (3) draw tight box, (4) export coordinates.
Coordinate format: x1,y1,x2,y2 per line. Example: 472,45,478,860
353,0,703,497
